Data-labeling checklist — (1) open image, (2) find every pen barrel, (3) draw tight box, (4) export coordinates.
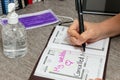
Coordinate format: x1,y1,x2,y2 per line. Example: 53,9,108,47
78,13,84,34
76,0,86,51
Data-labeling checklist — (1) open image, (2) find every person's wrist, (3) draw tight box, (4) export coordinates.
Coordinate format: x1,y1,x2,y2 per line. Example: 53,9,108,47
98,22,111,39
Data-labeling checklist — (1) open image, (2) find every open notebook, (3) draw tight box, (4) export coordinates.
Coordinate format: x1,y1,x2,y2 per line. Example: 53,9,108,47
29,25,110,80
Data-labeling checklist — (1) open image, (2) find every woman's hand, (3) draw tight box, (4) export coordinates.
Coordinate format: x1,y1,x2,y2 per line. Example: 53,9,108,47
68,14,120,46
67,19,104,46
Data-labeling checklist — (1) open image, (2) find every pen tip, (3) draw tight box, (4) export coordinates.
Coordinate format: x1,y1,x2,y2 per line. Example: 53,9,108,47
82,44,86,52
81,47,85,52
83,48,85,52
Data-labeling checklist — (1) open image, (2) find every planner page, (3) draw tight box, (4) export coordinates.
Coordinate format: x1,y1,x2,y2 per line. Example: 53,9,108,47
34,26,109,80
48,26,109,56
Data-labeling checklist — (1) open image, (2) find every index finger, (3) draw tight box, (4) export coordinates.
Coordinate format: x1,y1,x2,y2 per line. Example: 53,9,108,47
67,20,79,37
69,19,79,31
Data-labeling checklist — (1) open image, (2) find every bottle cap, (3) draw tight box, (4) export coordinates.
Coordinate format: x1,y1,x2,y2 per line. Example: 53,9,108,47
7,3,19,24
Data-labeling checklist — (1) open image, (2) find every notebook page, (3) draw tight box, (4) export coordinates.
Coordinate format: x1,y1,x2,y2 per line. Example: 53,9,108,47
48,25,109,56
34,47,106,80
34,25,109,80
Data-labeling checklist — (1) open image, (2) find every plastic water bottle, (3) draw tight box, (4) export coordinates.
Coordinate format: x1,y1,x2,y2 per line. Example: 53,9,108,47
1,3,27,58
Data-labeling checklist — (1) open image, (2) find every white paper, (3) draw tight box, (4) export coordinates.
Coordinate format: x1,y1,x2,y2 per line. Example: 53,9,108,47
34,25,109,80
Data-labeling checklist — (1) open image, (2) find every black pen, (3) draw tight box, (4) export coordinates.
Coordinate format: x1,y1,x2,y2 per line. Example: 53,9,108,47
75,0,86,52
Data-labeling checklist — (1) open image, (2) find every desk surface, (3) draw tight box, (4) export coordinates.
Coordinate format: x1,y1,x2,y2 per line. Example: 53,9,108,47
0,0,120,80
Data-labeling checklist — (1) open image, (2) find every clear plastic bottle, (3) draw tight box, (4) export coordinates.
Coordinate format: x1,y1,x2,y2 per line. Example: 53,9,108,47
2,3,27,58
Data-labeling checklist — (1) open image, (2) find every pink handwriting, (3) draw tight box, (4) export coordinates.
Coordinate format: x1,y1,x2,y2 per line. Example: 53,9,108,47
65,60,74,66
54,64,64,72
59,50,66,63
53,50,74,72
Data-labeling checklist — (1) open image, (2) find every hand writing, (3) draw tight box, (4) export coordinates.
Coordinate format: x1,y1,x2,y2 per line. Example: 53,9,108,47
67,19,106,46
